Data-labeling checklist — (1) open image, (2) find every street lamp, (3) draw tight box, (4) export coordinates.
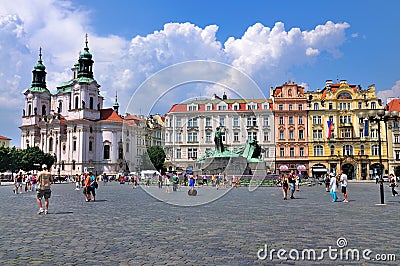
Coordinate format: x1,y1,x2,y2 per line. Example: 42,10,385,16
359,108,399,204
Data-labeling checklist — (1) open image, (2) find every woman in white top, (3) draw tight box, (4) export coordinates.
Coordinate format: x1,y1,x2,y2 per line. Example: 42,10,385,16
165,176,170,193
329,175,338,202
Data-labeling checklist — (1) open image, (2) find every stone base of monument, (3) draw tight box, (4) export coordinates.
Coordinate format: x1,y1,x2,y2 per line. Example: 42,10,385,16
248,161,268,176
196,156,249,175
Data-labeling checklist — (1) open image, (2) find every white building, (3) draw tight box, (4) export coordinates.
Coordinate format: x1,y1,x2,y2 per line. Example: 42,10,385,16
164,94,275,173
20,38,126,176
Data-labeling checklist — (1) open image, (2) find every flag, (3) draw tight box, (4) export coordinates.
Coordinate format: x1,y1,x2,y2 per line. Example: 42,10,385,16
327,120,333,138
364,120,369,137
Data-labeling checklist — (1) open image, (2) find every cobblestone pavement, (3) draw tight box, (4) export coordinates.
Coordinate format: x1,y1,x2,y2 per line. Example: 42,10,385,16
0,181,399,265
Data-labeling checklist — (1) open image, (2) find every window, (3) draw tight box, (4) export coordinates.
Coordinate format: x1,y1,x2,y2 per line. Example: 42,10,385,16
218,104,227,110
49,137,53,152
313,130,323,139
298,116,303,124
262,103,269,110
89,141,93,152
298,104,303,110
118,145,123,160
75,96,79,109
42,105,47,116
188,148,198,159
90,97,94,109
247,117,257,126
248,132,257,140
289,130,294,140
104,144,110,159
247,103,257,110
205,117,211,127
279,116,284,125
341,129,352,138
358,102,362,109
299,130,304,139
290,147,295,157
263,132,269,142
371,145,379,156
289,104,293,110
279,130,284,140
395,150,400,160
73,140,77,151
219,116,225,126
370,129,378,138
343,145,353,156
312,116,322,125
206,132,211,142
188,118,198,127
58,101,62,113
265,148,269,158
394,134,400,144
371,102,376,109
233,117,239,127
233,104,239,110
175,118,182,127
329,103,333,110
233,132,239,142
176,149,181,159
339,116,351,124
263,117,269,126
279,104,283,110
176,132,182,142
314,103,319,110
188,132,198,142
125,142,129,153
360,145,364,155
280,148,285,157
206,104,212,111
330,145,335,155
188,105,197,111
72,160,76,170
314,145,323,156
289,116,294,124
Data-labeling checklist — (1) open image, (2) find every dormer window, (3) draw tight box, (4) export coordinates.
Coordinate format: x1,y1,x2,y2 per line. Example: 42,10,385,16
217,102,228,110
262,103,269,110
187,104,198,111
232,103,240,111
247,103,257,110
205,103,213,111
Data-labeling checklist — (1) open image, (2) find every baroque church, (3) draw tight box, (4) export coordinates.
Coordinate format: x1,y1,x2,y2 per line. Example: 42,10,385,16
20,36,127,176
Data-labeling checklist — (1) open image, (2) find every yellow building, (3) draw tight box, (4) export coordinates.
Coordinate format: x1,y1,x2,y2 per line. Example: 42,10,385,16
0,135,11,148
306,80,387,180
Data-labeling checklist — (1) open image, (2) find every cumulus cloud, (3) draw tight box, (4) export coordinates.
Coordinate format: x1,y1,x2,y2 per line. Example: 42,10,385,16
0,1,353,144
377,80,400,104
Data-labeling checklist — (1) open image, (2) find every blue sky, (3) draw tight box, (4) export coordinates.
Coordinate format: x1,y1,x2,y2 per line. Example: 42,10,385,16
1,0,399,146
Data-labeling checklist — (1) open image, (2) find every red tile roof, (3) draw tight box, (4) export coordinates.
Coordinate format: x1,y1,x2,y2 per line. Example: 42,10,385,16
0,135,11,140
99,109,123,122
387,99,400,112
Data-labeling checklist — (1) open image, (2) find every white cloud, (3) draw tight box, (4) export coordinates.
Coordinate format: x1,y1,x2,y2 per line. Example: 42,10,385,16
0,1,353,144
377,80,400,104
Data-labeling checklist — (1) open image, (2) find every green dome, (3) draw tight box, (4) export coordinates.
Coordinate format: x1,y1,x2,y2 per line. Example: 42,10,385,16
34,61,46,71
80,47,92,59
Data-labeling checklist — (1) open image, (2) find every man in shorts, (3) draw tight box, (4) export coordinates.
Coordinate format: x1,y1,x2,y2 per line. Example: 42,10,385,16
36,164,53,214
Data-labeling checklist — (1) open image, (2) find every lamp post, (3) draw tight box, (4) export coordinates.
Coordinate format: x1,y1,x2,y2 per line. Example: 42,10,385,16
359,108,399,204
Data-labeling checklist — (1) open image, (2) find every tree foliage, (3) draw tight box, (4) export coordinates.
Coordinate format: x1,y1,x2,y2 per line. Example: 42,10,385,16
0,146,55,173
147,146,166,172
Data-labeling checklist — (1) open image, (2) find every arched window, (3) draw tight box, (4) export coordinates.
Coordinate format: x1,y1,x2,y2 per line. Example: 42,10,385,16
126,142,129,153
89,97,94,109
42,104,47,116
58,101,62,113
360,145,365,155
49,137,53,152
343,145,353,156
61,161,65,171
371,145,379,156
314,145,324,156
75,96,79,109
72,160,76,170
28,104,32,116
89,141,93,152
118,144,123,160
330,145,335,155
104,144,110,159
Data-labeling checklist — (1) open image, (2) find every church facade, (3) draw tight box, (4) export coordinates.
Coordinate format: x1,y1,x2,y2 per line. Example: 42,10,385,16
20,37,127,176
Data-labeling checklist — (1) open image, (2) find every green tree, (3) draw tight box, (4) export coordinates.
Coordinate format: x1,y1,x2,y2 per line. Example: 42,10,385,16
147,146,166,172
20,146,55,172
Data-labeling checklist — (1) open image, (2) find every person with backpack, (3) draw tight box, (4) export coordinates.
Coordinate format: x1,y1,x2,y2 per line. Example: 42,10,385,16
84,172,97,202
172,174,179,192
389,174,398,197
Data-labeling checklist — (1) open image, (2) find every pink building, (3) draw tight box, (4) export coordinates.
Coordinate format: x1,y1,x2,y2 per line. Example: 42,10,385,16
272,82,309,176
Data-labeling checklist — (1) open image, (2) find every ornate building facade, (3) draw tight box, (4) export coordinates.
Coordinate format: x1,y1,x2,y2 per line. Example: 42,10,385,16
164,94,275,173
306,80,387,180
271,82,309,175
20,38,126,176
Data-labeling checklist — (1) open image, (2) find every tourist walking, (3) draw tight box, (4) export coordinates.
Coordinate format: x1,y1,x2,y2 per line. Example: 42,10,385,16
389,174,398,196
36,164,53,214
339,170,349,202
288,171,296,199
84,172,97,202
165,176,170,193
215,173,221,190
325,174,332,192
172,174,179,192
203,174,208,186
75,174,81,190
329,173,338,202
16,172,23,194
158,174,163,189
280,174,289,200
